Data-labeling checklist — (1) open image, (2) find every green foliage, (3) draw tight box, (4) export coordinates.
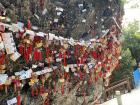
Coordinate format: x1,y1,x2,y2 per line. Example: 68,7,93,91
123,20,139,40
121,0,129,4
111,21,138,83
111,49,136,82
123,20,140,63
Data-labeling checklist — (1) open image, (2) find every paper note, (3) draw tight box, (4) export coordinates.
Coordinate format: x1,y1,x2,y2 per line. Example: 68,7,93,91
10,52,21,61
7,97,17,105
0,74,8,85
56,7,64,12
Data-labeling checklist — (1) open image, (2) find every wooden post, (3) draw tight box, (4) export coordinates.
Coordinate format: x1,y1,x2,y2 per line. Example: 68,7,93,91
127,80,131,92
115,91,122,105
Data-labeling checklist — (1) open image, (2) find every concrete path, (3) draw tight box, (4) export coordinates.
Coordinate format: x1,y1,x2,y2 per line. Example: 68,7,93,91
101,88,140,105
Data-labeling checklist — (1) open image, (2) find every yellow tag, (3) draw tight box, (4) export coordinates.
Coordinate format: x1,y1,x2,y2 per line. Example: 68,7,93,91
59,79,65,83
0,16,6,20
44,93,48,97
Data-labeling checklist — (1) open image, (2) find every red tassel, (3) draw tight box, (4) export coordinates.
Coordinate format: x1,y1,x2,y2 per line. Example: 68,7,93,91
24,48,30,63
44,98,49,105
33,48,42,61
76,59,80,67
40,86,45,95
83,52,87,60
31,87,35,96
63,52,67,66
91,51,97,59
0,52,5,65
59,53,62,58
18,29,25,38
17,95,20,105
95,77,98,82
74,45,78,57
0,85,3,90
103,73,106,78
54,81,57,93
64,72,69,80
27,19,31,30
88,76,92,86
107,66,110,72
35,88,38,96
46,47,50,66
79,71,84,80
99,71,103,78
46,47,50,58
108,41,113,49
18,44,24,55
33,49,38,61
61,84,64,94
27,45,33,55
31,87,38,96
80,56,84,64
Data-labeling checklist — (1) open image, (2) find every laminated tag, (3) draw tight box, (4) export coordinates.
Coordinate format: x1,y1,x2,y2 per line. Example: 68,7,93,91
7,97,17,105
10,52,21,61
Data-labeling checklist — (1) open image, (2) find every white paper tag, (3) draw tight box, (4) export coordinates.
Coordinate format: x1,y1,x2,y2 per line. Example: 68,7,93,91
42,8,47,15
2,33,17,54
0,74,8,85
10,52,21,61
7,97,17,105
57,12,62,16
54,19,58,22
56,7,64,12
78,4,83,7
0,42,4,49
82,9,87,12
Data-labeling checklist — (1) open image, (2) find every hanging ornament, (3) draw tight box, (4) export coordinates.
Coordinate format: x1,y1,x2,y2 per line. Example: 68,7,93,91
27,19,31,30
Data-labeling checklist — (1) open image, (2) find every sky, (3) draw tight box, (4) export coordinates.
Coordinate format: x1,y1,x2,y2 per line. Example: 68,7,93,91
122,0,140,27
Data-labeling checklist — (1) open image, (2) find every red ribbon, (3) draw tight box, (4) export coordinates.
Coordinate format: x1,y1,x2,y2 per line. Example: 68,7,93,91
99,71,103,78
74,45,79,57
80,57,84,64
33,48,42,61
17,95,20,105
27,45,33,55
18,44,24,55
27,19,31,30
46,47,50,66
77,59,80,67
61,84,64,94
40,85,45,95
0,85,3,90
54,81,57,93
63,52,67,66
44,98,50,105
91,51,97,59
31,87,38,96
0,52,5,65
24,48,30,63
